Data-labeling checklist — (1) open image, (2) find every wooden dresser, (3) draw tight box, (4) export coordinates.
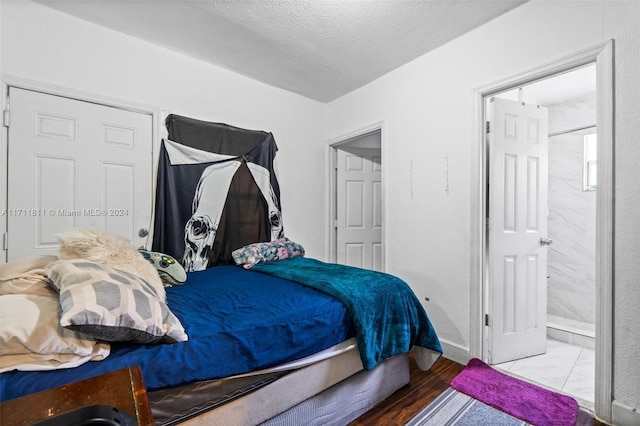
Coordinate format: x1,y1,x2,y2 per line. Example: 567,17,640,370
0,366,153,426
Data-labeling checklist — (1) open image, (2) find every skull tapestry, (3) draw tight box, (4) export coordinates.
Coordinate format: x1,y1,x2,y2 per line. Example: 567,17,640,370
152,114,283,271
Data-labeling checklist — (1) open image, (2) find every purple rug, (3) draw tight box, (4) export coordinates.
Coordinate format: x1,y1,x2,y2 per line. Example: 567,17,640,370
450,358,579,426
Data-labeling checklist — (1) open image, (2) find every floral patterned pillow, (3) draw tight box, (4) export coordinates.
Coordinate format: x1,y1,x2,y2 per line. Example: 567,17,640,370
232,238,305,269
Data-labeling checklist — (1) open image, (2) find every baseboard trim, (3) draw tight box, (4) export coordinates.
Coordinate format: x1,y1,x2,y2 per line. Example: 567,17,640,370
612,400,640,426
439,339,469,365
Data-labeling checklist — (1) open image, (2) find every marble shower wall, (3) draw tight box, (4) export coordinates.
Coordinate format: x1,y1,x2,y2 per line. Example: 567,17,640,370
547,93,596,325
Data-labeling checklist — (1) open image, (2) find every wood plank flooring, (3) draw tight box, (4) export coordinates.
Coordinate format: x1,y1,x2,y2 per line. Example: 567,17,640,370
349,355,607,426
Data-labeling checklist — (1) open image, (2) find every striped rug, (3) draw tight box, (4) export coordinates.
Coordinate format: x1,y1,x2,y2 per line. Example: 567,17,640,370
406,387,530,425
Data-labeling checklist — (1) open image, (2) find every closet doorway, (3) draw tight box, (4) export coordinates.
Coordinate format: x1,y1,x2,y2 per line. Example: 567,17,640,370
330,127,384,272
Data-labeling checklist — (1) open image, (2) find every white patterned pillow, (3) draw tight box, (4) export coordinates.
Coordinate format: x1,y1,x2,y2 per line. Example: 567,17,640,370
46,260,188,344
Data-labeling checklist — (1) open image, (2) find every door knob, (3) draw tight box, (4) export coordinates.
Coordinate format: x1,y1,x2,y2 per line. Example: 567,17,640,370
138,228,149,238
539,237,553,246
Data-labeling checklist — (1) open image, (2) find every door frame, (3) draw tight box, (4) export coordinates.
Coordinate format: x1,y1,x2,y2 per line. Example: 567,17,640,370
326,122,385,269
0,75,162,263
469,41,614,422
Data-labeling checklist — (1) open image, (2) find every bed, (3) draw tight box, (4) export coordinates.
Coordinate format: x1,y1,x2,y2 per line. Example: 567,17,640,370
0,253,442,425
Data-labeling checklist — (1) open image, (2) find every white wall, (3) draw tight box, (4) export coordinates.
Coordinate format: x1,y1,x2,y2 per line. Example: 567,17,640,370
326,0,640,419
546,94,597,327
0,1,327,259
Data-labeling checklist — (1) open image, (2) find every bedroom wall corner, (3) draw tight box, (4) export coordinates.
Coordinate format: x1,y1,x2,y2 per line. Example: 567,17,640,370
0,1,329,261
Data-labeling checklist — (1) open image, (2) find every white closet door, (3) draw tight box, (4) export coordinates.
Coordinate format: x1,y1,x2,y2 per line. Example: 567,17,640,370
6,87,153,260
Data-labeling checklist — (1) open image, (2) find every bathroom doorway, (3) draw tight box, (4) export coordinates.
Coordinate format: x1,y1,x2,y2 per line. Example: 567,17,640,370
472,41,614,422
488,64,597,407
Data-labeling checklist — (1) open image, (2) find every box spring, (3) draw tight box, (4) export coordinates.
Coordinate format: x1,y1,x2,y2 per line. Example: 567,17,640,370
149,345,410,425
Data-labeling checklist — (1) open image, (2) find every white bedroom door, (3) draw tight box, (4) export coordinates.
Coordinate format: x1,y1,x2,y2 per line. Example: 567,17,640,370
336,147,382,271
487,97,550,364
5,87,153,261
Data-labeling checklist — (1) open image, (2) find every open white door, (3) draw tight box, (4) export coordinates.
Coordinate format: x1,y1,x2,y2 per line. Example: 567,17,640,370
488,97,550,364
336,147,382,271
6,87,153,260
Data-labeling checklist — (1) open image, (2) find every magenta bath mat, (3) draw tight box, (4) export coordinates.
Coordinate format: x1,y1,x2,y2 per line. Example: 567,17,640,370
450,358,579,426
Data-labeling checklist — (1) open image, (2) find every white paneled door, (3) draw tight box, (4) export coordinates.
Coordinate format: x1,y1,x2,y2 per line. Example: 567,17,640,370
6,87,153,260
488,98,550,364
336,147,382,271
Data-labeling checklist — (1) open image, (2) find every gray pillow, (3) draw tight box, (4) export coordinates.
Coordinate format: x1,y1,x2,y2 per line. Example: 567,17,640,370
47,260,188,344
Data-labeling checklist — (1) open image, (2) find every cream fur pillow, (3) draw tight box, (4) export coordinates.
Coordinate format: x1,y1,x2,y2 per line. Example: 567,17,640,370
57,229,166,301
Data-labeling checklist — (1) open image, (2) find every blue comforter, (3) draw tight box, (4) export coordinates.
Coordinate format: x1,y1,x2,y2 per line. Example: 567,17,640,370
1,266,353,401
251,257,443,370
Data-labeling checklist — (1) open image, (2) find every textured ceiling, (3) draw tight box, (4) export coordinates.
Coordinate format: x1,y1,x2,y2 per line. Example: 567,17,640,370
35,0,528,102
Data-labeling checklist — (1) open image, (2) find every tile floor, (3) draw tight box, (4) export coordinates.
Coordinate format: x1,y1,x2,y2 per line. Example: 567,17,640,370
494,339,595,408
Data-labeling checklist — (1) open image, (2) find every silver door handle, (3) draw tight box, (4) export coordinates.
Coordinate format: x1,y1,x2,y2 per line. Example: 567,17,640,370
539,238,553,246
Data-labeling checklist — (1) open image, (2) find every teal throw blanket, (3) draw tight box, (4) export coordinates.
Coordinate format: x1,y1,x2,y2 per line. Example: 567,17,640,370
251,257,443,370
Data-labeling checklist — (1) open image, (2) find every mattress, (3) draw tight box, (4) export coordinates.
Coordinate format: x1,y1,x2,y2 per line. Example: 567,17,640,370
0,266,354,401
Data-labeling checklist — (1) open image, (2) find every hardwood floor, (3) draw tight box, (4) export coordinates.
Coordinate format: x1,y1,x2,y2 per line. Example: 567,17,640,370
349,355,607,426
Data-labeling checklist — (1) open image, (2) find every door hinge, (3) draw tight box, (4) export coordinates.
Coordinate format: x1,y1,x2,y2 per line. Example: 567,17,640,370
485,121,490,134
2,232,7,251
485,314,490,326
333,219,338,229
3,94,9,128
